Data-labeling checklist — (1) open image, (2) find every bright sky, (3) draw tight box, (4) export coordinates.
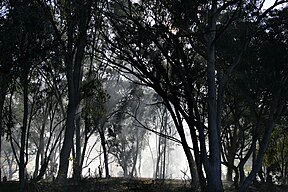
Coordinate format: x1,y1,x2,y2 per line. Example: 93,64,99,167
263,0,288,9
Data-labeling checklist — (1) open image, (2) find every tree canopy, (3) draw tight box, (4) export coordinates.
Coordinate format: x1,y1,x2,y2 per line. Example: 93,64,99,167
0,0,288,192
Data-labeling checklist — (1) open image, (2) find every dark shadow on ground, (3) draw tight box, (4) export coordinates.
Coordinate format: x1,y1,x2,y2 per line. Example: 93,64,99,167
0,178,287,192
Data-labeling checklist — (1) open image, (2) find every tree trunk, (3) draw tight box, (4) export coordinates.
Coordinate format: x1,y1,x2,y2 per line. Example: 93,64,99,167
154,134,164,179
73,111,82,180
204,0,223,192
98,126,110,178
33,105,48,178
165,103,201,189
226,125,239,182
226,167,233,182
19,72,29,192
80,114,90,170
182,141,199,188
240,87,288,191
130,135,139,177
57,2,88,180
138,150,142,177
122,162,128,178
0,72,10,181
57,100,78,181
239,111,277,192
205,1,223,191
162,131,167,179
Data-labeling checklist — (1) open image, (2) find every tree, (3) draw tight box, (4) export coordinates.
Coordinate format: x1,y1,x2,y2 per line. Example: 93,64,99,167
234,8,288,190
38,0,102,181
0,1,56,191
107,83,151,177
265,123,288,184
0,1,13,181
102,0,288,191
154,106,175,180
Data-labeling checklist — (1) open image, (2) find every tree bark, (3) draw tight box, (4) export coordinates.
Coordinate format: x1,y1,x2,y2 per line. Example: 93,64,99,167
57,1,89,180
205,1,223,191
19,70,29,192
98,126,110,178
73,111,82,180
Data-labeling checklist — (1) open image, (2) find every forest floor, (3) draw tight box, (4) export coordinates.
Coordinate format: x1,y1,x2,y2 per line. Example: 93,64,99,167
0,177,288,192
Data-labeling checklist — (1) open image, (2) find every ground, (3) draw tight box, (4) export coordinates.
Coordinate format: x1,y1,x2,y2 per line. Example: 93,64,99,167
0,177,287,192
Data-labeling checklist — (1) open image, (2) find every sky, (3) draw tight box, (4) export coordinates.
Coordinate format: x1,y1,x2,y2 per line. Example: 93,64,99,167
263,0,288,9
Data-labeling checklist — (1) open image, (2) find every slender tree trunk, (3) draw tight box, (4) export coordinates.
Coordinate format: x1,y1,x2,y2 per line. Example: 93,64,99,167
162,136,166,179
33,124,45,179
166,103,200,189
33,105,48,178
239,112,277,191
154,134,163,179
162,110,168,179
98,126,109,178
130,129,140,177
0,73,10,181
182,141,199,188
80,114,90,170
138,150,142,177
19,72,29,192
73,111,82,180
226,126,238,182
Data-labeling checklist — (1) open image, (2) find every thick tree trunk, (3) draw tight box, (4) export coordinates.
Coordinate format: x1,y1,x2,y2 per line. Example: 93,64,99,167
226,167,233,182
57,2,88,180
57,101,77,181
205,1,223,191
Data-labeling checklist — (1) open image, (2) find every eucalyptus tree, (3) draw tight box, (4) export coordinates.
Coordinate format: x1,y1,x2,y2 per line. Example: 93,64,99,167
73,74,108,179
0,1,14,181
37,0,106,181
106,83,148,177
30,72,68,181
233,8,288,190
0,1,56,191
102,0,288,191
154,106,175,179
